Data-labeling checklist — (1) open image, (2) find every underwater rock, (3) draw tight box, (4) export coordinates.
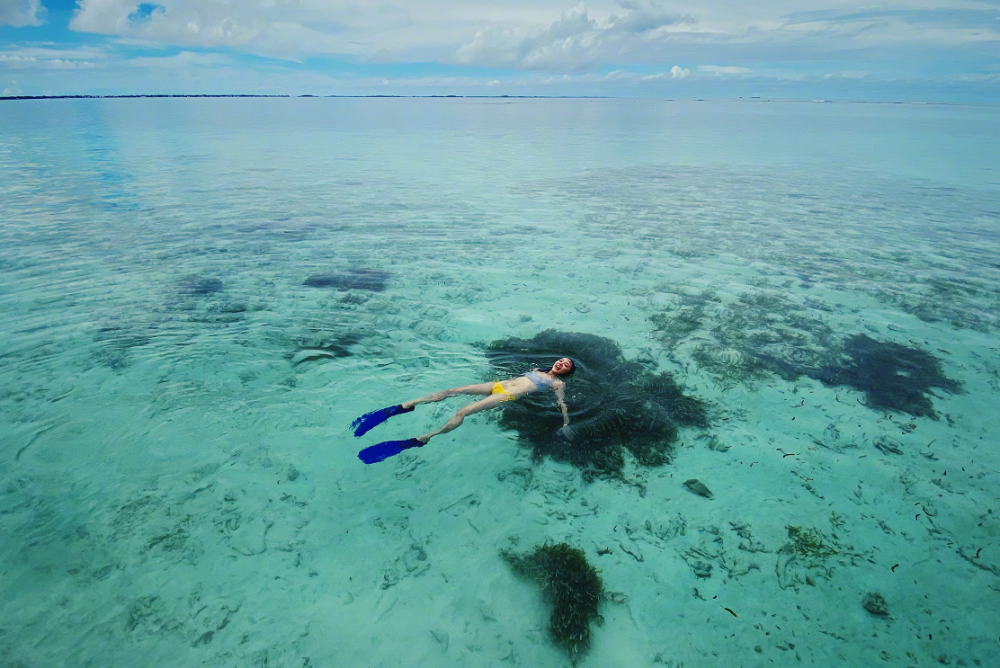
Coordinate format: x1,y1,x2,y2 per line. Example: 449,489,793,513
862,592,889,617
810,334,961,419
683,479,713,499
179,275,223,295
500,542,603,658
486,330,709,477
303,269,390,292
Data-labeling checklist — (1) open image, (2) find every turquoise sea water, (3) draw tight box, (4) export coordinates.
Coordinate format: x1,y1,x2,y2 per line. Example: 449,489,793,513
2,98,999,666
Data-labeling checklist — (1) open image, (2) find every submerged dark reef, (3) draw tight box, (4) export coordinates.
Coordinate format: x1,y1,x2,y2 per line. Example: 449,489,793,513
810,334,962,419
500,542,603,658
486,330,708,477
178,275,224,295
303,268,390,292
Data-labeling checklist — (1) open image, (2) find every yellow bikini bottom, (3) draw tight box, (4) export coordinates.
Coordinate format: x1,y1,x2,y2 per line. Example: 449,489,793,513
491,382,516,401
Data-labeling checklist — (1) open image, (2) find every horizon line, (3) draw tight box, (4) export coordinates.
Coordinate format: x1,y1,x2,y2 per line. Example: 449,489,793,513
1,94,993,107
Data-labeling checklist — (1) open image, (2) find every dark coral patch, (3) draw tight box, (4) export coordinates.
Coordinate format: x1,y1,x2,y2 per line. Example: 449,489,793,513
179,275,223,295
500,542,603,658
303,269,390,292
810,334,961,419
486,330,708,477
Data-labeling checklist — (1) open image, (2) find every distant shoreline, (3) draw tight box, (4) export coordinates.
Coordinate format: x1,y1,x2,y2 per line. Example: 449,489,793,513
0,94,986,106
0,94,602,101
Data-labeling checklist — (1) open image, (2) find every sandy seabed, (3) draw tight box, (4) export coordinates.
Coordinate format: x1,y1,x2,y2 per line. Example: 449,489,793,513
2,98,999,667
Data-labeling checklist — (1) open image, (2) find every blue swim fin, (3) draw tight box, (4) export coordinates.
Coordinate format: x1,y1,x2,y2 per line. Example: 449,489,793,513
351,404,414,437
358,438,424,465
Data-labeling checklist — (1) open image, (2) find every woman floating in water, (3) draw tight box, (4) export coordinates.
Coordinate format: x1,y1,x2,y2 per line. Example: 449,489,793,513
353,357,577,464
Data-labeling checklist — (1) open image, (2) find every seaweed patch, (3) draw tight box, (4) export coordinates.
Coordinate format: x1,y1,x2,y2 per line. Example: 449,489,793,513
809,334,961,419
647,284,961,419
500,542,603,658
486,330,709,477
651,287,835,390
776,524,867,591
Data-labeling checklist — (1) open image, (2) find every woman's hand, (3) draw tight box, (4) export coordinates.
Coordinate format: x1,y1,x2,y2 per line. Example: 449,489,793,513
559,424,575,441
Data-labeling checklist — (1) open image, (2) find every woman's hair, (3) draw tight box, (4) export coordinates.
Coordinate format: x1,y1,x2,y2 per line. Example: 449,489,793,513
539,358,576,377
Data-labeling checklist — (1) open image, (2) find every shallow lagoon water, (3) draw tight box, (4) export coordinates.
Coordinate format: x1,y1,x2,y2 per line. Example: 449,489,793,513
1,98,999,666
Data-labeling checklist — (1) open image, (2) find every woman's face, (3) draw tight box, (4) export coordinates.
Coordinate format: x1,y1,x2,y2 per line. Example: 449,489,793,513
551,358,574,375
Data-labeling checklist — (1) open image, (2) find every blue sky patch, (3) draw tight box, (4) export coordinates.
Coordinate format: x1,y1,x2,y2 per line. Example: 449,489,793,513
128,4,164,24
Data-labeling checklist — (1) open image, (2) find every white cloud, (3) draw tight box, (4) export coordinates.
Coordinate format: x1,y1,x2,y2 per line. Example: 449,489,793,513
123,50,231,69
1,0,993,98
0,45,108,70
0,54,97,68
633,65,688,81
699,65,752,75
822,70,872,80
452,1,694,72
54,1,1000,74
0,0,45,27
69,0,415,59
450,1,1000,74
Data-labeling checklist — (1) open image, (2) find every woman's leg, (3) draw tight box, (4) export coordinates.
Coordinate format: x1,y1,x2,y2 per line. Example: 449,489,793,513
401,382,494,410
416,393,508,443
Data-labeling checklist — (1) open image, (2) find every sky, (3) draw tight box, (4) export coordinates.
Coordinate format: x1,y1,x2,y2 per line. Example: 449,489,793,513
1,0,999,100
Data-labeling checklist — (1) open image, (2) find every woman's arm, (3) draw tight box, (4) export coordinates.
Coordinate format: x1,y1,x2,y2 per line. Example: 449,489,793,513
554,383,574,440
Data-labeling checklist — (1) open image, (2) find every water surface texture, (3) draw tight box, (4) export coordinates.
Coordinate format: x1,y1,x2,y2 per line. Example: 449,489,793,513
2,98,999,666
